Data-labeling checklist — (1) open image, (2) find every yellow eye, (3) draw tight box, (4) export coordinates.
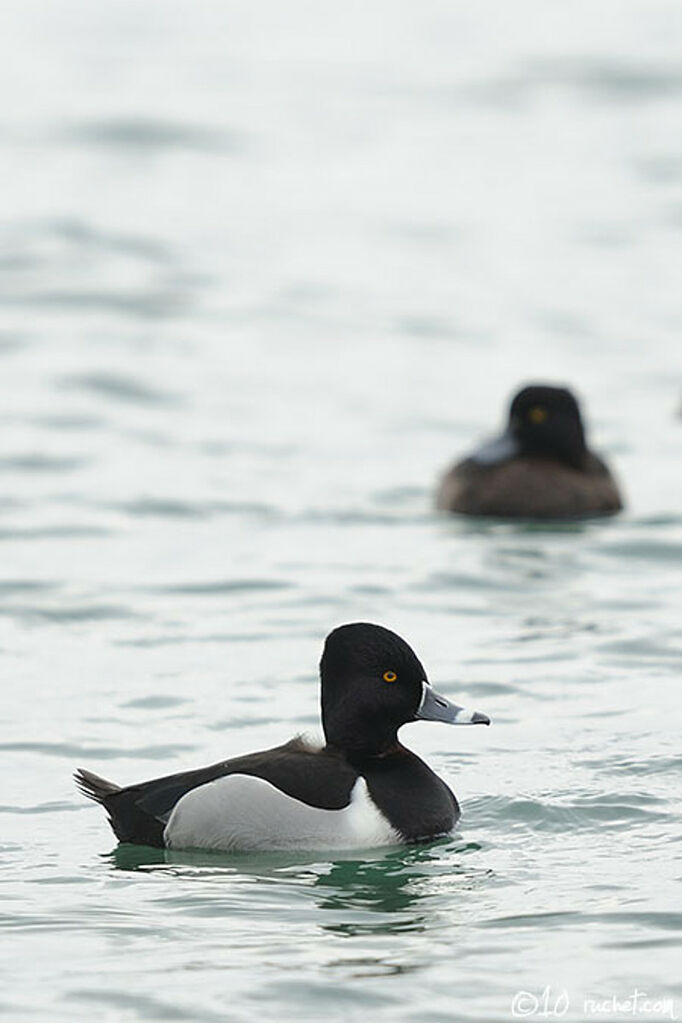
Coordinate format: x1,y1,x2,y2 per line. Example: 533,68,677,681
528,406,547,424
382,671,397,683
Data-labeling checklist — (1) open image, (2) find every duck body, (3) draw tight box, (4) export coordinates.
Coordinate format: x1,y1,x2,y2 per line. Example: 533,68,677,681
76,738,458,851
436,384,623,520
437,451,622,519
75,623,488,852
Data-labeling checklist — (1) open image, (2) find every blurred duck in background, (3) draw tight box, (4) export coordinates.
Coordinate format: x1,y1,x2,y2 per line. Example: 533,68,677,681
436,384,623,519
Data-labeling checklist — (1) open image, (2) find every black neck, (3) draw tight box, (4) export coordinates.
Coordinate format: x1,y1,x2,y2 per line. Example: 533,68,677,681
322,718,401,760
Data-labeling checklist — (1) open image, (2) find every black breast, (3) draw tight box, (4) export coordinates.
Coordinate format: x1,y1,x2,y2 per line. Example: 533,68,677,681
358,746,459,842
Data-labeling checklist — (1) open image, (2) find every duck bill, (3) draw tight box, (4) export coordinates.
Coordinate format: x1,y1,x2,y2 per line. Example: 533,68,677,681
470,429,520,466
415,682,490,726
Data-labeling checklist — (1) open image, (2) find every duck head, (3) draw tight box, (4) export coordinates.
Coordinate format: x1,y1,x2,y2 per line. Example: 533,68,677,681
320,622,489,757
472,384,588,471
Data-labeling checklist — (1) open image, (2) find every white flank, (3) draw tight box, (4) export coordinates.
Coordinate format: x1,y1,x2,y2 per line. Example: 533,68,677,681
163,775,401,852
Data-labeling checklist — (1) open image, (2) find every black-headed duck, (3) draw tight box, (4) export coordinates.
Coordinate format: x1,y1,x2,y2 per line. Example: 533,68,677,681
436,384,623,519
75,623,490,851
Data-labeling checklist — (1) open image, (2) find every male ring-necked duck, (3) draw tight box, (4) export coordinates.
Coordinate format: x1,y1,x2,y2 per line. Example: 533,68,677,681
436,384,623,519
75,623,490,851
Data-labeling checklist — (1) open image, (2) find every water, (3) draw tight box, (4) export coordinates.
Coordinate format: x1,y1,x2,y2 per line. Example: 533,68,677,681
2,1,682,1020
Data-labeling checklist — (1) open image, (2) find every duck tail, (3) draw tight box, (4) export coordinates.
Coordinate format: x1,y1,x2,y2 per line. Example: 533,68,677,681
74,768,121,805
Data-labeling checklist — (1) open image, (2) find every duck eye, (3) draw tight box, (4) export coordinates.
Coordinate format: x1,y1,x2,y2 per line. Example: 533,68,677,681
382,671,397,683
528,406,547,424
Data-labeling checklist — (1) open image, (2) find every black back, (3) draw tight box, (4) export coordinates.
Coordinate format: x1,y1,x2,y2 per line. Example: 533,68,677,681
92,739,359,846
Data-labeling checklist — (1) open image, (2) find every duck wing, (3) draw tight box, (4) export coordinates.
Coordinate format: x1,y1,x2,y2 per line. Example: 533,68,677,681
75,738,358,847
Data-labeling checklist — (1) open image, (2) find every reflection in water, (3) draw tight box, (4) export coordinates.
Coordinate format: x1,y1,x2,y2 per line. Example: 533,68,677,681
109,837,490,937
313,852,434,934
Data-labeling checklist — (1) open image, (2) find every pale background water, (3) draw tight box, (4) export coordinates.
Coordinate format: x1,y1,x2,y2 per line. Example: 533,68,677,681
1,2,682,1021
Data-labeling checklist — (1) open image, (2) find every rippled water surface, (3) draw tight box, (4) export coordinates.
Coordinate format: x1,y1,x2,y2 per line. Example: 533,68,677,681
2,2,682,1021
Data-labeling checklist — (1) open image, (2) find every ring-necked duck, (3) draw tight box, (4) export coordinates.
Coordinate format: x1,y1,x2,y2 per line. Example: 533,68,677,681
75,623,489,851
436,384,623,519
